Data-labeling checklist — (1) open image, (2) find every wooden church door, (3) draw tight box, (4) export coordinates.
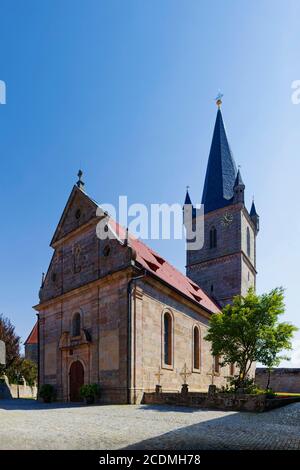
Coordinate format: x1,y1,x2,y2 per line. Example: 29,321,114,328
69,360,84,402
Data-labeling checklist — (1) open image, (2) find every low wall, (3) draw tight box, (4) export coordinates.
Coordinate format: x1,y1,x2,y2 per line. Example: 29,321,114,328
142,390,300,412
255,368,300,393
0,378,37,399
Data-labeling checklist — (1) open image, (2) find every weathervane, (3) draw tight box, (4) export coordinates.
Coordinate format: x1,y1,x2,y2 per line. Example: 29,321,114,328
215,91,223,108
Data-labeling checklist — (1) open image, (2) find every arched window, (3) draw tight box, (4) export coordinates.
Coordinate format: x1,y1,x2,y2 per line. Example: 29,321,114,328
72,313,81,337
209,227,217,249
214,355,220,374
230,363,235,376
193,326,200,370
163,312,172,366
246,227,251,257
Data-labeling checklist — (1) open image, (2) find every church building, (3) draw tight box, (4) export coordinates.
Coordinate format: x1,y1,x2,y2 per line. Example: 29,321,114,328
34,99,259,403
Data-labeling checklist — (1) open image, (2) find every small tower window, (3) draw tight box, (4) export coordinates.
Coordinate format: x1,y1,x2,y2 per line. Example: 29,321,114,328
72,313,81,337
209,227,217,249
246,227,251,257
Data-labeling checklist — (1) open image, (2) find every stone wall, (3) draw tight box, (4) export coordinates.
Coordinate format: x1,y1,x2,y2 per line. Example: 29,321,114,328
255,368,300,393
142,389,300,412
0,377,37,399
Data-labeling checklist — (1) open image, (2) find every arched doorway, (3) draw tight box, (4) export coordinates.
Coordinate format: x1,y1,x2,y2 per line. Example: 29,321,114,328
69,360,84,402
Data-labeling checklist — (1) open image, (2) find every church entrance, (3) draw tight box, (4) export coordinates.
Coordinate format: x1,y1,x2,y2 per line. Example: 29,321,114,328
69,360,84,402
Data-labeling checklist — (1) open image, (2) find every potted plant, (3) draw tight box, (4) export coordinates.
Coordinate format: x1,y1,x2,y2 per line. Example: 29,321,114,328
80,383,100,405
39,384,56,403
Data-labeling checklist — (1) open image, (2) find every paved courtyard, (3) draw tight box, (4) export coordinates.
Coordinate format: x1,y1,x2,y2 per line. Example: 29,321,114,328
0,399,300,450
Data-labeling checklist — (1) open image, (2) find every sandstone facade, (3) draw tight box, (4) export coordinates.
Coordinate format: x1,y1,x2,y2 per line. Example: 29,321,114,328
35,185,233,404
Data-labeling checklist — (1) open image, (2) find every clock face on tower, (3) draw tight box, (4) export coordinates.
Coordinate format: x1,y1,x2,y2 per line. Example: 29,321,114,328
220,212,233,227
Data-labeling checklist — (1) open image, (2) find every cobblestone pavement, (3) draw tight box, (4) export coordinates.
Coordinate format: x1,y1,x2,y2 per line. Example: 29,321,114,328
0,399,300,450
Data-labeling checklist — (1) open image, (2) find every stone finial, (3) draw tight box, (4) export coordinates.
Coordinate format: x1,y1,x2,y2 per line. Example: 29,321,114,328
76,169,85,190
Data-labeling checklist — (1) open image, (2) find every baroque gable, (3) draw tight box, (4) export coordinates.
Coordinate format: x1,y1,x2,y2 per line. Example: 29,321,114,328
50,186,99,247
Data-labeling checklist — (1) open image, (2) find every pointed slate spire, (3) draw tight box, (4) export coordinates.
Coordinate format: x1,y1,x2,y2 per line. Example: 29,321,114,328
250,200,258,217
183,186,196,227
201,102,237,213
184,187,192,205
233,168,245,204
234,168,244,187
250,199,259,232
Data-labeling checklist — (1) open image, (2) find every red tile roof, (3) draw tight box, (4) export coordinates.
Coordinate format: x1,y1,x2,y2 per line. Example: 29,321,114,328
109,220,220,314
24,322,38,345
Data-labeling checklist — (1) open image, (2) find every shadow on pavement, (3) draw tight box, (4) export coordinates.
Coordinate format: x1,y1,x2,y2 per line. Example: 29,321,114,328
122,403,300,450
138,404,215,414
0,398,86,411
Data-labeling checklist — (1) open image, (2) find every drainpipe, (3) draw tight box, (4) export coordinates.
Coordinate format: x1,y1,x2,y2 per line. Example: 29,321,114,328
127,269,146,404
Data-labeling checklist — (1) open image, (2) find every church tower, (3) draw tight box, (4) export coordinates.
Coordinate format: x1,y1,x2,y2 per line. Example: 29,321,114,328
185,97,259,307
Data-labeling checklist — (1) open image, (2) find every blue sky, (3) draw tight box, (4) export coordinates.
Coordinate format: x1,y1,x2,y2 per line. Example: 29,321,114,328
0,0,300,364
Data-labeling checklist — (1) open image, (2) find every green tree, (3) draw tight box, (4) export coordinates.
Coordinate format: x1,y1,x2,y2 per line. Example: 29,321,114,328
20,359,37,387
6,357,37,390
0,314,21,375
205,287,297,389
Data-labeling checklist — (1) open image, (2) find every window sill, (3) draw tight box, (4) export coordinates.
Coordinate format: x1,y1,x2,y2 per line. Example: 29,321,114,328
162,364,174,371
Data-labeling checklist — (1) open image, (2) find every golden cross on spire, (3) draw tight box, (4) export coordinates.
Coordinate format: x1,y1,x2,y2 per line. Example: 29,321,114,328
215,91,223,108
155,366,163,385
180,362,191,385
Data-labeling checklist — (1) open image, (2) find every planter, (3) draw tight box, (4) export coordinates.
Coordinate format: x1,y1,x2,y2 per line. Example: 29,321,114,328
80,384,100,404
39,384,56,403
43,397,52,403
85,396,95,405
